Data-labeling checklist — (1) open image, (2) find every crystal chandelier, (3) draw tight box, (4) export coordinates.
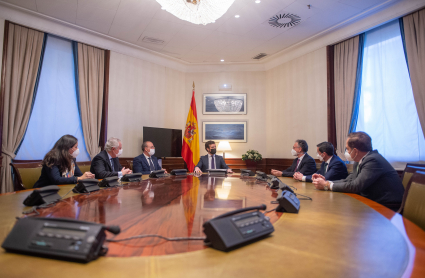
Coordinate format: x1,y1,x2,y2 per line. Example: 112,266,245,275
156,0,236,25
214,98,243,113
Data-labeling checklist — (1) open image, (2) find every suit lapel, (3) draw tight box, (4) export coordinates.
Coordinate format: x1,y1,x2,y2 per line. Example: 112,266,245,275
102,151,113,171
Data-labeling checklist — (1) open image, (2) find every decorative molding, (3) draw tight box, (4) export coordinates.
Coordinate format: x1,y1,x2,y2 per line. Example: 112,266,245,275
1,0,423,73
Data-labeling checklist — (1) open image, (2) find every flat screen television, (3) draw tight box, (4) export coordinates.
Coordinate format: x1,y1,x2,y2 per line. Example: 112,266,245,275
143,127,182,158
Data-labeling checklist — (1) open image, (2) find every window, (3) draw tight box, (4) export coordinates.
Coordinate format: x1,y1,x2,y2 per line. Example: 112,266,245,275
356,19,425,168
15,35,90,161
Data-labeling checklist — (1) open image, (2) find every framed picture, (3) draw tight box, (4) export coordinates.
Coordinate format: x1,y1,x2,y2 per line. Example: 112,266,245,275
203,121,247,142
203,93,247,115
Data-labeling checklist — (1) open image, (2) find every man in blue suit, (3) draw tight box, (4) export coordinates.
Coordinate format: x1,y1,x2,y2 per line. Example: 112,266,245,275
312,132,404,209
194,141,233,174
293,142,348,182
133,141,167,174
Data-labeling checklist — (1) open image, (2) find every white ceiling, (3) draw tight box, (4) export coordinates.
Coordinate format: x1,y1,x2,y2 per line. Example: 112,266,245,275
2,0,396,63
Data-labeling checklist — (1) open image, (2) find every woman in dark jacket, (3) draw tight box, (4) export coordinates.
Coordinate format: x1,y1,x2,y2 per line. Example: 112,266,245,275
34,135,94,188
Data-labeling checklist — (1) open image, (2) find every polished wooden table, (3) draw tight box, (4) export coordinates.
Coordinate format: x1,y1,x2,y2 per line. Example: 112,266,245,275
0,174,424,277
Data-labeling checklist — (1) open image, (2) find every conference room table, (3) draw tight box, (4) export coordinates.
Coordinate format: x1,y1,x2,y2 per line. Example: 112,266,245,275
0,173,424,277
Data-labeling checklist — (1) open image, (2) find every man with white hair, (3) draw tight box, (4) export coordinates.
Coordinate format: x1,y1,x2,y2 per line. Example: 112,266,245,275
90,137,132,179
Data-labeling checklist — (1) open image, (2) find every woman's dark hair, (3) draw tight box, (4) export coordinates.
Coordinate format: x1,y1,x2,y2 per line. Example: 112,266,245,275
42,135,78,172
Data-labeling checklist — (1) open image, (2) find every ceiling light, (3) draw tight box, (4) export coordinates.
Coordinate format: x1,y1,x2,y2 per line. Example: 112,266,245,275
255,0,261,3
220,59,224,62
235,15,240,18
156,0,236,25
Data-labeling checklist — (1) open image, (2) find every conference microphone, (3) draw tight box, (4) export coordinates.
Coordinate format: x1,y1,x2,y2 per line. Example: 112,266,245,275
104,225,121,235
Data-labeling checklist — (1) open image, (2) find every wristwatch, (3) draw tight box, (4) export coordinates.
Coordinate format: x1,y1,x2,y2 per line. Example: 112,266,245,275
324,181,330,191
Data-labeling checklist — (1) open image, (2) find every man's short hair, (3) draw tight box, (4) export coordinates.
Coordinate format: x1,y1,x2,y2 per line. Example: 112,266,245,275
141,141,151,152
205,140,215,151
347,132,372,152
105,137,121,151
317,142,334,156
295,139,308,153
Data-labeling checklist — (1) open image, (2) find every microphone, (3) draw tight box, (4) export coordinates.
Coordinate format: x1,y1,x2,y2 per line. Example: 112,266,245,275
104,225,121,235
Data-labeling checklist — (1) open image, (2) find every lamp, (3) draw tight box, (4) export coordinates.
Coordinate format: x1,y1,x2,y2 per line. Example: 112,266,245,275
217,141,232,159
156,0,236,25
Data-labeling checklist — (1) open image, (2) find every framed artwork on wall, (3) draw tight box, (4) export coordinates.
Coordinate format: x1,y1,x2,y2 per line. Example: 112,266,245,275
203,121,247,142
203,93,247,115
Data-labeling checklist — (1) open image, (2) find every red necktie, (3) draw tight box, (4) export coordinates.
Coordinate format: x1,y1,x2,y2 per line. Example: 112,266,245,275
295,158,300,170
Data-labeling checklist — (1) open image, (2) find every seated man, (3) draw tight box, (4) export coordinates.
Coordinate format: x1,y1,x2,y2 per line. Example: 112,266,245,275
194,141,233,174
271,139,316,177
294,141,348,182
90,137,132,179
312,132,404,209
133,141,167,174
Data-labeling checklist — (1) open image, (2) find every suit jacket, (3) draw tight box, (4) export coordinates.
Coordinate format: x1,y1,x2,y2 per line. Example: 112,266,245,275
34,159,83,188
281,153,316,177
133,154,161,174
90,150,122,179
195,154,229,172
332,150,404,205
305,155,348,182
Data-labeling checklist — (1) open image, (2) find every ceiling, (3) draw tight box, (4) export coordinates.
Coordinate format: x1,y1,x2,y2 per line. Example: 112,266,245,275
2,0,395,64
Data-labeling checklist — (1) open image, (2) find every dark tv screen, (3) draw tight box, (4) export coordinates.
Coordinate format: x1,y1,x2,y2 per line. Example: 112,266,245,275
143,127,182,158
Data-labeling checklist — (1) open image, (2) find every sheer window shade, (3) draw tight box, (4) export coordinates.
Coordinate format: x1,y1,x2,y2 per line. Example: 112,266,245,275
356,20,425,169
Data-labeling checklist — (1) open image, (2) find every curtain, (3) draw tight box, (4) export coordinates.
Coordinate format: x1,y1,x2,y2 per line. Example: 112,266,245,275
334,36,360,158
76,43,105,159
15,35,91,162
1,23,45,193
356,19,425,168
401,8,425,139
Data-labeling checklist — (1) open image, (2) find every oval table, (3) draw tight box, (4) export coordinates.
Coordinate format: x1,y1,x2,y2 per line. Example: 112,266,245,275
0,174,424,278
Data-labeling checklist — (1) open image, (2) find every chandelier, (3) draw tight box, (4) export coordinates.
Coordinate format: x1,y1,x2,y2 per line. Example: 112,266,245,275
156,0,236,25
214,98,243,113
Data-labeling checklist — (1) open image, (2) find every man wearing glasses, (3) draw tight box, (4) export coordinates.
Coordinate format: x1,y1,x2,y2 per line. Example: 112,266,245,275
312,132,404,210
271,139,317,177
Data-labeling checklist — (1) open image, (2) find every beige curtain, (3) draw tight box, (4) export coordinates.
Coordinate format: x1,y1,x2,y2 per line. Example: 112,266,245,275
1,23,44,193
402,8,425,138
77,43,105,159
334,36,360,158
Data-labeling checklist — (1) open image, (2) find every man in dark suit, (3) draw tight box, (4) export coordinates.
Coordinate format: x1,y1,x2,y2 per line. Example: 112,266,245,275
90,137,132,179
271,139,317,177
194,141,232,173
293,141,348,182
312,132,404,209
133,141,167,174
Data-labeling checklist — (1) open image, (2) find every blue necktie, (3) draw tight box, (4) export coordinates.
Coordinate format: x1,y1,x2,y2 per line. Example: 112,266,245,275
211,155,215,169
148,158,155,171
110,158,114,171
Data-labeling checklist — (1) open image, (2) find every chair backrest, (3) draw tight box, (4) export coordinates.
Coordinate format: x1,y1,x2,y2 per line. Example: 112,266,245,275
401,164,425,189
10,161,43,191
127,160,133,171
402,171,425,231
76,161,92,174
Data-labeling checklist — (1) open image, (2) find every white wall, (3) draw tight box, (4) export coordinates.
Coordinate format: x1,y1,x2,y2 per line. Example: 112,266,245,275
108,51,186,157
265,47,328,158
185,71,267,159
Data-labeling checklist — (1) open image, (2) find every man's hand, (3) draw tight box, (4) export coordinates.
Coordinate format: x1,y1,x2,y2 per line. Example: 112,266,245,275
162,168,168,174
293,172,304,181
122,167,132,175
312,177,327,190
194,167,202,174
312,173,325,180
271,169,283,177
78,172,95,180
227,168,233,173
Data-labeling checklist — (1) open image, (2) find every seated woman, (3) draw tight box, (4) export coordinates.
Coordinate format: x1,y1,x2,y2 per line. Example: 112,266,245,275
34,135,94,188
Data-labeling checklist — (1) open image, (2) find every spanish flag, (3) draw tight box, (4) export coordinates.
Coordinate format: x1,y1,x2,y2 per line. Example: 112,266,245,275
182,83,200,172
